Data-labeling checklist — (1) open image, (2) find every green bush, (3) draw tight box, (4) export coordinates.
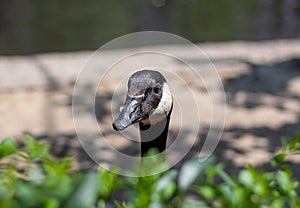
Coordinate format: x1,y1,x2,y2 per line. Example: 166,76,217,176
0,134,299,208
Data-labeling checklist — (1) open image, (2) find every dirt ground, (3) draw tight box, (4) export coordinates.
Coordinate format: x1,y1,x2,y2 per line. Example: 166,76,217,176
0,39,300,175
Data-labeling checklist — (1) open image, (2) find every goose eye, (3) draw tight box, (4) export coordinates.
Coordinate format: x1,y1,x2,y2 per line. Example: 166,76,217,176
153,87,160,94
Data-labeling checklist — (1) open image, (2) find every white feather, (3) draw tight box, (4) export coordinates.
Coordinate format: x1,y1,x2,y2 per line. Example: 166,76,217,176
148,83,173,124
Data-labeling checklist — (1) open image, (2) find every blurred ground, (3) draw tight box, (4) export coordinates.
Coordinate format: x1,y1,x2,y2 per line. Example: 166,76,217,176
0,39,300,173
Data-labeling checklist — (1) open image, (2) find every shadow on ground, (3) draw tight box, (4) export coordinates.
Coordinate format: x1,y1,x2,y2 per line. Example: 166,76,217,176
31,57,300,177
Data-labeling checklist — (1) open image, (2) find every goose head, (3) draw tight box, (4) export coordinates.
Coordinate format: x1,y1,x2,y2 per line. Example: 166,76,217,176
112,70,173,131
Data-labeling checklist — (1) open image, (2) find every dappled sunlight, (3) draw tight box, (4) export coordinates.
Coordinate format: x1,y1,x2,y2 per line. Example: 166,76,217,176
0,40,300,177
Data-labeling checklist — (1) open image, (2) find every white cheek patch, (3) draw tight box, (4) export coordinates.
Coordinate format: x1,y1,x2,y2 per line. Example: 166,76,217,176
148,83,173,124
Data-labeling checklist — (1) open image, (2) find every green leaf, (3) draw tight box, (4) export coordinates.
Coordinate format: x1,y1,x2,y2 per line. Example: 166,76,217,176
138,150,169,176
215,164,237,187
65,172,99,208
280,136,288,151
271,153,286,167
178,157,214,192
98,167,123,200
155,170,177,192
114,201,129,208
0,138,17,159
238,169,254,189
15,181,43,206
277,170,290,192
154,170,177,202
25,135,48,160
197,186,215,200
289,133,300,150
45,198,59,208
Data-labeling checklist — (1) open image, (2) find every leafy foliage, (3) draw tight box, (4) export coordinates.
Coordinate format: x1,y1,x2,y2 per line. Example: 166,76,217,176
0,134,299,207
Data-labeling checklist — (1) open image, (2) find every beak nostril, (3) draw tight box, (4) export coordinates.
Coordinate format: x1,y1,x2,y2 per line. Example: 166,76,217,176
112,122,120,131
129,105,138,119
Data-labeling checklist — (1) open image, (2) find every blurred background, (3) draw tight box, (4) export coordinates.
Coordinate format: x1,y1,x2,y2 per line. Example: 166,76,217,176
1,0,300,55
0,0,300,172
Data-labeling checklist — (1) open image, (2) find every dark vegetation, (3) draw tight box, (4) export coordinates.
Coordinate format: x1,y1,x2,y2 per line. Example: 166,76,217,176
0,134,299,208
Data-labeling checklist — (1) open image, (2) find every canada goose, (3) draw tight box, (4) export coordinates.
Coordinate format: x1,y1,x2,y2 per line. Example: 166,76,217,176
112,70,173,156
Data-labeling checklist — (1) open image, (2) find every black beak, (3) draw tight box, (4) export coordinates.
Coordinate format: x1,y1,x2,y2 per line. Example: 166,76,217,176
112,96,147,131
